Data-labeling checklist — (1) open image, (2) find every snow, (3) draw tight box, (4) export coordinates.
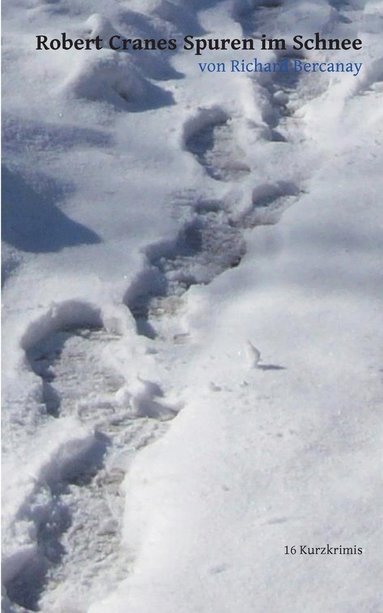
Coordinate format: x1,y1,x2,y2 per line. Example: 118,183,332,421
2,0,383,612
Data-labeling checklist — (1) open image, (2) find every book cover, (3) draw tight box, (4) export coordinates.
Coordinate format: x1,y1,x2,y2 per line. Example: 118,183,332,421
2,1,382,611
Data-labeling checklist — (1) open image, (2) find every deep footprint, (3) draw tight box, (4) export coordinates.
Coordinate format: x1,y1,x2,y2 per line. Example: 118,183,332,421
232,181,301,228
125,204,246,338
184,108,251,181
5,430,109,612
26,326,124,421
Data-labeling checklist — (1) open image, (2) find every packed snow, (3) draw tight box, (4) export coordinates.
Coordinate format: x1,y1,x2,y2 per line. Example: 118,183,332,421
2,0,383,612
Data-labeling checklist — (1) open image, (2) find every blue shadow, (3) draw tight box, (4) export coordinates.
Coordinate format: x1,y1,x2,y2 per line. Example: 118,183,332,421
2,165,101,253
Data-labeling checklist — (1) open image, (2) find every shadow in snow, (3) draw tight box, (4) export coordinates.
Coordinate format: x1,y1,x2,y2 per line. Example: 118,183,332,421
258,364,286,371
3,115,113,156
328,0,355,10
2,166,101,253
118,79,175,113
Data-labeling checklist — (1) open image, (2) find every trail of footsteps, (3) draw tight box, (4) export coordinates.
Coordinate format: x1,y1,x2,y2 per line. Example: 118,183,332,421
9,101,302,613
184,108,251,181
126,49,305,339
6,319,171,612
7,6,306,606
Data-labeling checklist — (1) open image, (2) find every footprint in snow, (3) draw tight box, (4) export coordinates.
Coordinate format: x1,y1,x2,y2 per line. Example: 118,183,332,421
183,107,251,182
231,180,301,228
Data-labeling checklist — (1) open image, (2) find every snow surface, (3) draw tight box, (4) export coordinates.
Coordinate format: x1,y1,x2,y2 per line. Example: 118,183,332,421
2,0,383,612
